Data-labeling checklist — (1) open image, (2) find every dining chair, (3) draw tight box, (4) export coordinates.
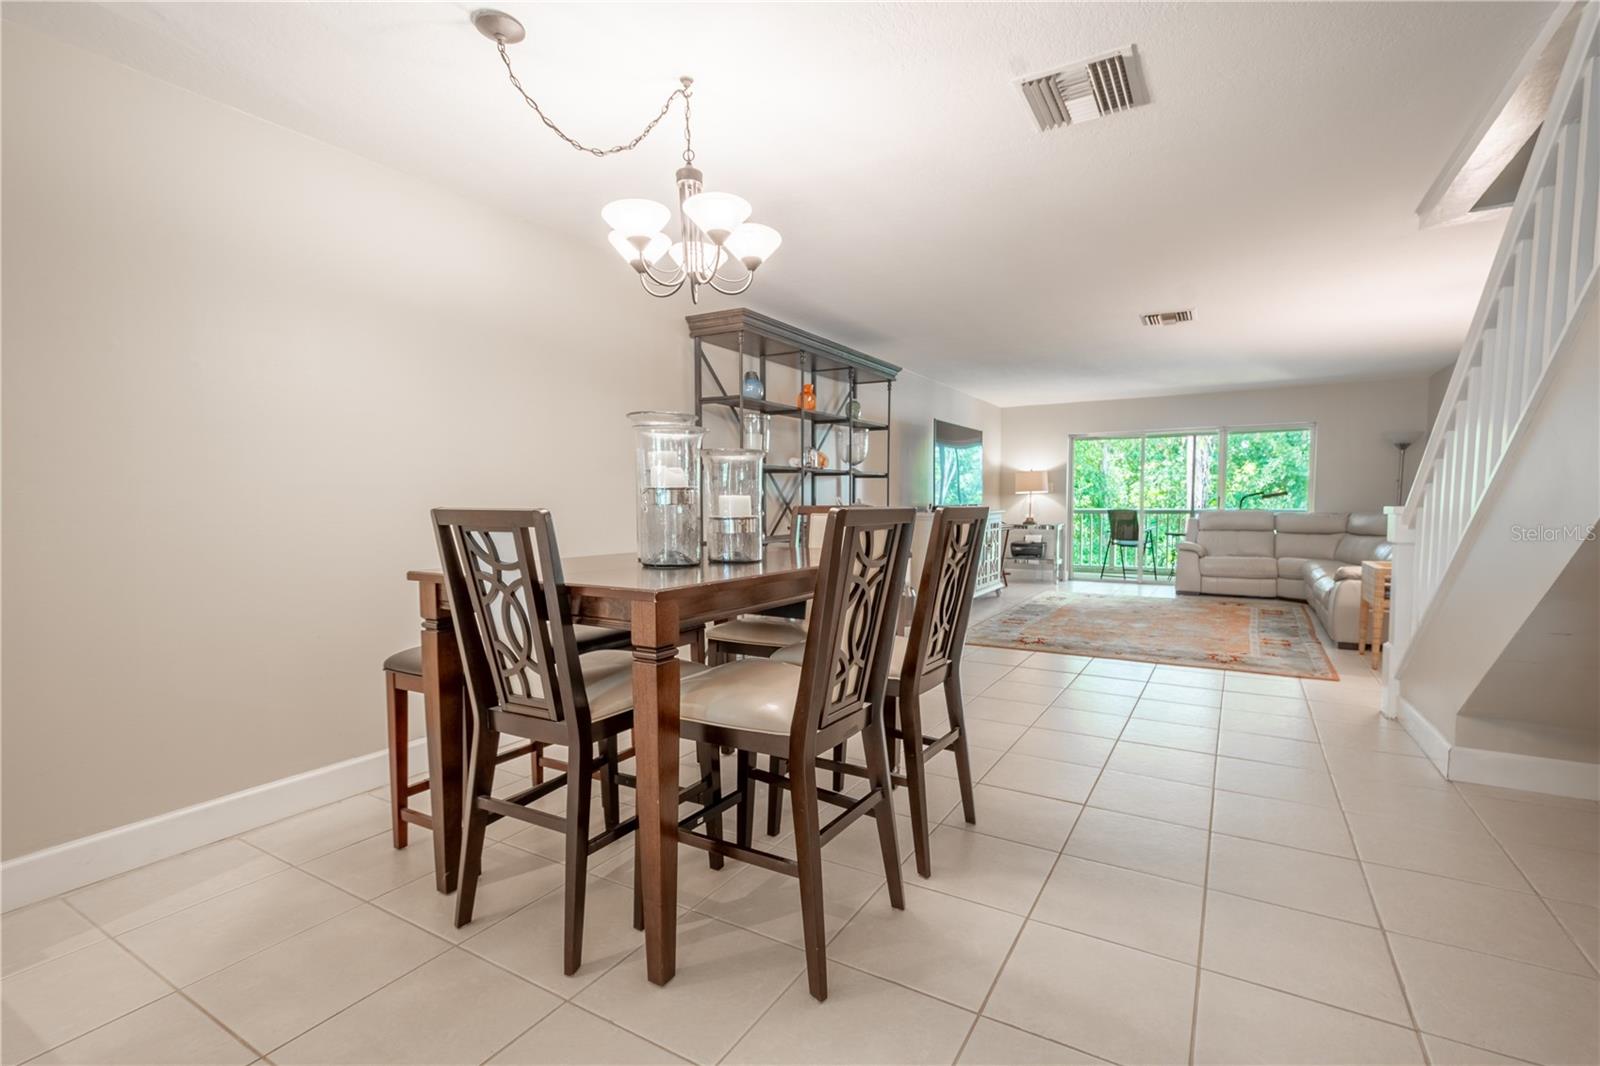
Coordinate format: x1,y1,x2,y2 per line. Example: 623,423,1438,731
1100,508,1142,578
382,621,675,849
673,506,913,1001
704,612,808,664
774,505,989,876
432,507,717,975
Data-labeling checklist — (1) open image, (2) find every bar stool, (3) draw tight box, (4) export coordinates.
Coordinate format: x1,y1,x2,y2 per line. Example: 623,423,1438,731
383,623,703,849
773,505,990,877
673,506,913,1000
434,507,720,975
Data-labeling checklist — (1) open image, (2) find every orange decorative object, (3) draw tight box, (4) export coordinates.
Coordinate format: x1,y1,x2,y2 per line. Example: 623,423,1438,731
798,383,817,410
816,451,829,469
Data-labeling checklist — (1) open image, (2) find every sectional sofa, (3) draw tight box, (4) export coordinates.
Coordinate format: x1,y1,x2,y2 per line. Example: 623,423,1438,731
1175,511,1392,646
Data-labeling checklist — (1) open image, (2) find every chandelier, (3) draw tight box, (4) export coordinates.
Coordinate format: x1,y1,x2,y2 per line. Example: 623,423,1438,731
472,9,782,302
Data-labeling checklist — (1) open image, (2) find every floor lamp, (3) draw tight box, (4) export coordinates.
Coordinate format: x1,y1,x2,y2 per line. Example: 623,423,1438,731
1015,470,1048,525
1385,430,1422,505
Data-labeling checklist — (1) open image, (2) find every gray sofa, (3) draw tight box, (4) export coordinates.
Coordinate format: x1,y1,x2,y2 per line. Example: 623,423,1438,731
1175,511,1391,646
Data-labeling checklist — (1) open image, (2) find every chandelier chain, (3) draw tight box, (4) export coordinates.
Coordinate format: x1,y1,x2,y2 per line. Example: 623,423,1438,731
494,38,691,159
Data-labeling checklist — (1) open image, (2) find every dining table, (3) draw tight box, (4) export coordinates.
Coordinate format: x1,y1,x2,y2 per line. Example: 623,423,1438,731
406,544,818,985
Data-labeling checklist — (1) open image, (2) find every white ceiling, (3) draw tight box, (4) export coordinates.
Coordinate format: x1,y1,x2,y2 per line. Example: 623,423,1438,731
4,1,1556,406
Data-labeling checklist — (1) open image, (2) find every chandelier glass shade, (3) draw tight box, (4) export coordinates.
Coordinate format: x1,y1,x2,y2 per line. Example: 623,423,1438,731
473,9,781,303
604,167,782,301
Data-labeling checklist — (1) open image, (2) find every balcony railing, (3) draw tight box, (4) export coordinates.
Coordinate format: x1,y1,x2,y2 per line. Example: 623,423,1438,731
1069,508,1198,581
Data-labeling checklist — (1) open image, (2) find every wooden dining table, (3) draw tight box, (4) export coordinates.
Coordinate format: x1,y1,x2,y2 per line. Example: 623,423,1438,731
407,544,818,985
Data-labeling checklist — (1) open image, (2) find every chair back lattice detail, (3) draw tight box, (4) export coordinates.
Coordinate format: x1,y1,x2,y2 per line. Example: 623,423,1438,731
905,506,990,680
795,507,914,739
1109,509,1140,543
432,509,590,730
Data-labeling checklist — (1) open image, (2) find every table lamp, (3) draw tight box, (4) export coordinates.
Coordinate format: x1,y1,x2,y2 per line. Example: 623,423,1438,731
1015,470,1048,525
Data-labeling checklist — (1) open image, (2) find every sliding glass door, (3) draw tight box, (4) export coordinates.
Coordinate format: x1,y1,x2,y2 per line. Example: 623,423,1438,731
1069,424,1312,582
1070,431,1218,582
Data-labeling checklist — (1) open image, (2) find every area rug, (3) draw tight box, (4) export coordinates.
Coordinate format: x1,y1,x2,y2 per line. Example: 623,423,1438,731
967,592,1338,680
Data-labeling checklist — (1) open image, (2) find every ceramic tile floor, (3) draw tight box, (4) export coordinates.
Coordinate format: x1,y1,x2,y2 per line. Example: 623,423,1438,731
5,587,1598,1065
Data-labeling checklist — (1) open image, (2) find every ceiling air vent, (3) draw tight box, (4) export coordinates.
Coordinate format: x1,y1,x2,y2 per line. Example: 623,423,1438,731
1141,310,1193,326
1017,48,1145,132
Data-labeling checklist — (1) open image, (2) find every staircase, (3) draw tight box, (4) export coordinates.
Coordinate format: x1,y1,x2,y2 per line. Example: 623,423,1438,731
1385,1,1600,799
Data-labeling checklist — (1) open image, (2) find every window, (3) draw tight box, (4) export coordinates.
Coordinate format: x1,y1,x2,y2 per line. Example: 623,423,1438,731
1223,427,1312,510
933,420,984,505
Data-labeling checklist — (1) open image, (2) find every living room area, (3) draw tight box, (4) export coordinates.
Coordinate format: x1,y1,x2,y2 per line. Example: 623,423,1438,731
973,372,1417,636
3,2,1597,1064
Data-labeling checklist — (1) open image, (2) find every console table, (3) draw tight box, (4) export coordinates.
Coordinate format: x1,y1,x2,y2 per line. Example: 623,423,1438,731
1004,522,1065,582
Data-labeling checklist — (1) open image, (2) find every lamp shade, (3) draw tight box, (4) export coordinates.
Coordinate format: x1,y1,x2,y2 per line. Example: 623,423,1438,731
724,223,782,267
1015,470,1048,494
601,198,670,238
607,230,670,265
682,192,752,242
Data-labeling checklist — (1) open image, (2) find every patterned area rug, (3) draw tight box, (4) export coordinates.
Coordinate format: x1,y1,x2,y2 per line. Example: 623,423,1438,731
967,592,1338,680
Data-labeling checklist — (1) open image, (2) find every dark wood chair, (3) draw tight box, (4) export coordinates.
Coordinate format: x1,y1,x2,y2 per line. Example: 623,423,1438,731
778,505,989,876
433,508,717,975
672,506,913,1001
384,622,708,849
384,647,542,847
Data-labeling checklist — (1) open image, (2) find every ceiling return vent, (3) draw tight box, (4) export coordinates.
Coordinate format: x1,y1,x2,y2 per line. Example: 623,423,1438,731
1141,310,1193,326
1017,47,1145,132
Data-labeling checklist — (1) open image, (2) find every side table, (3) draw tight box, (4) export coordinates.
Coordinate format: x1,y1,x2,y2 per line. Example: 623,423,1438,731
1359,560,1393,667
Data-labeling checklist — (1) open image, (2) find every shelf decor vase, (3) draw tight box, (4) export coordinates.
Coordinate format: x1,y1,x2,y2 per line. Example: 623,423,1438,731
798,383,817,411
741,371,764,401
740,410,771,453
629,411,704,567
848,427,870,468
704,449,763,563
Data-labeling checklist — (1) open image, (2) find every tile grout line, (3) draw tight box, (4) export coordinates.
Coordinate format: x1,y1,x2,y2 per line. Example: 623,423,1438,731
1185,699,1222,1066
1307,678,1433,1065
51,893,271,1064
1450,784,1600,980
951,659,1155,1066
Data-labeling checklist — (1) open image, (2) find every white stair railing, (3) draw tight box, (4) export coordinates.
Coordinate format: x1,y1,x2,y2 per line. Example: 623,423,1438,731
1392,1,1600,662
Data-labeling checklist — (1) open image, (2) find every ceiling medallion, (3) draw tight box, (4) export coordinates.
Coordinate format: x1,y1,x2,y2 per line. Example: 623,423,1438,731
472,9,781,302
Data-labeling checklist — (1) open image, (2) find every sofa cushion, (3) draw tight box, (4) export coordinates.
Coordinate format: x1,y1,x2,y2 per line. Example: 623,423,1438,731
1277,556,1340,579
1199,528,1275,557
1303,559,1340,602
1196,510,1276,532
1200,555,1278,579
1346,513,1387,537
1275,512,1348,534
1335,535,1392,564
1276,531,1344,559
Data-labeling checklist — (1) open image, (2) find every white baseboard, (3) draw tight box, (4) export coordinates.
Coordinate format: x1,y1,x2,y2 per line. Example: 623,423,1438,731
1,737,428,912
1391,697,1599,801
1449,746,1600,801
1396,698,1452,778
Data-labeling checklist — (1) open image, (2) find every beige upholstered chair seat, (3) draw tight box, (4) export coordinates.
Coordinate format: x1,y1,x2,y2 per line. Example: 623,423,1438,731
384,630,628,676
677,659,801,734
574,624,631,650
531,651,709,722
707,616,809,650
772,634,909,678
384,646,424,676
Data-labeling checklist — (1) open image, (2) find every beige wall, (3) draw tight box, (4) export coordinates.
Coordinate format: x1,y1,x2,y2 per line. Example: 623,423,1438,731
0,27,998,858
998,377,1434,526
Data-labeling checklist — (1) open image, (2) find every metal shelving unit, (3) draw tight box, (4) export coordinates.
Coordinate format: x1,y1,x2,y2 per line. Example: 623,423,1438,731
688,309,899,541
